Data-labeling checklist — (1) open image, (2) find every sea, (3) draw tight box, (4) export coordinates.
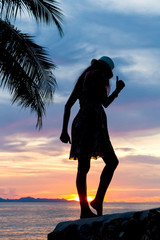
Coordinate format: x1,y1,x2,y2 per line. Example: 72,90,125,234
0,202,160,240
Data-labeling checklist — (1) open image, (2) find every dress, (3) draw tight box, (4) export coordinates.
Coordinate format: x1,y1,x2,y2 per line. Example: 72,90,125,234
69,70,118,161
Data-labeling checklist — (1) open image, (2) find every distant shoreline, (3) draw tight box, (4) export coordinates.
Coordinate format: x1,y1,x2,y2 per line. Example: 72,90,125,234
0,197,75,203
0,197,160,204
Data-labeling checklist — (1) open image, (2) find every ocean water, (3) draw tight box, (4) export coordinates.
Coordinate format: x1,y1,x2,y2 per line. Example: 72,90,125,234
0,202,160,240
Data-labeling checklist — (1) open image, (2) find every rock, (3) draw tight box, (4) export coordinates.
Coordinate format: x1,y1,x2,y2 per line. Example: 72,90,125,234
121,219,128,228
48,207,160,240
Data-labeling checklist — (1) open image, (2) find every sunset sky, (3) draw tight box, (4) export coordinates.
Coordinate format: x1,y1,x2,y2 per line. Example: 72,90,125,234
1,0,160,202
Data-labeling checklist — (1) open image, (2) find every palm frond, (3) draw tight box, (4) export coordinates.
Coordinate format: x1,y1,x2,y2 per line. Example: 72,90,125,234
0,0,21,19
0,19,57,128
0,0,63,36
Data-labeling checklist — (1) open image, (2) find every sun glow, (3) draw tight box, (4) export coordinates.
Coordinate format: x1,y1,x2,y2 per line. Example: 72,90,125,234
67,194,94,202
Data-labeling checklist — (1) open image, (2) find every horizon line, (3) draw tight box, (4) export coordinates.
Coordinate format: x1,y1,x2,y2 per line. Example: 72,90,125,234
0,196,160,204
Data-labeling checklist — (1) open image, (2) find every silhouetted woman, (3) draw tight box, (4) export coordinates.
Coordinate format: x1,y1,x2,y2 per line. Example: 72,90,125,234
60,56,125,218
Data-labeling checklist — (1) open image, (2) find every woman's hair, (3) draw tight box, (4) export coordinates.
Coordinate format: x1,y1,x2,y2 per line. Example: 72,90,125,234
73,60,113,96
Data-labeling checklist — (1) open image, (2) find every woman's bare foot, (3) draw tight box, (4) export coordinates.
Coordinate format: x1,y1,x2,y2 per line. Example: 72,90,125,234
80,208,97,219
90,199,102,216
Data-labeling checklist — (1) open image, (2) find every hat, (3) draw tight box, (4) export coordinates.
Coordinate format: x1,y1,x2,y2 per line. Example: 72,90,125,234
91,56,114,70
99,56,114,70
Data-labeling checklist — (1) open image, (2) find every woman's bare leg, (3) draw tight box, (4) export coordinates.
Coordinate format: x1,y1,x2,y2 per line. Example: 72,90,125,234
91,155,119,216
76,157,97,218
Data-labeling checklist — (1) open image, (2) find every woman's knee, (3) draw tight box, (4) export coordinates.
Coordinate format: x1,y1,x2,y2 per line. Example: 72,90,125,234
103,156,119,171
113,158,119,169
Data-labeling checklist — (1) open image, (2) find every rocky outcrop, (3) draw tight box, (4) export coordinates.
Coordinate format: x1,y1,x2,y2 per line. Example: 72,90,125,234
48,208,160,240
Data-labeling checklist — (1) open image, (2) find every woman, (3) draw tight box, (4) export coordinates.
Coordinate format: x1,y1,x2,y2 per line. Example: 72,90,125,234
60,56,125,218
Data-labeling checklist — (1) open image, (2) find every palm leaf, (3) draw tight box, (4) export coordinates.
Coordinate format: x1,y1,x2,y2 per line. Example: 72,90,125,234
0,19,57,128
0,0,63,36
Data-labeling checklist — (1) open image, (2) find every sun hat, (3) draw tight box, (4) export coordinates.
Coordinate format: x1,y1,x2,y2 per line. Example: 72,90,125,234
91,56,114,70
99,56,114,70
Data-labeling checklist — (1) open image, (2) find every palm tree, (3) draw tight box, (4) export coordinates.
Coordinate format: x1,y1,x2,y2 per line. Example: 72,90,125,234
0,0,63,129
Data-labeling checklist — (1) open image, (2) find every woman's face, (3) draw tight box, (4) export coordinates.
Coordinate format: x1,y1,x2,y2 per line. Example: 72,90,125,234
104,70,113,80
100,63,113,79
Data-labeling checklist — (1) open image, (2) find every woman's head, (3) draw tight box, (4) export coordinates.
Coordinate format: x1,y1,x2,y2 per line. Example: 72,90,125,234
91,56,114,79
74,56,114,96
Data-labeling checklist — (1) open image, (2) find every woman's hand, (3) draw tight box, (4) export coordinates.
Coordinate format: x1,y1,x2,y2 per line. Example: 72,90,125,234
60,131,71,144
116,76,125,92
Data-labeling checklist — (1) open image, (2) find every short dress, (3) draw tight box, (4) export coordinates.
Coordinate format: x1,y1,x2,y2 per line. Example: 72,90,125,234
69,70,118,161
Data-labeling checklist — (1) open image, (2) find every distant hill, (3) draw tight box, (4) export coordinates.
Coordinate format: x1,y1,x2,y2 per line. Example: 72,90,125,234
0,197,74,202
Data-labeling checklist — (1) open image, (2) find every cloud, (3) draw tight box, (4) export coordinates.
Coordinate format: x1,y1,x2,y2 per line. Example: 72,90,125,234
60,0,160,16
87,0,160,15
107,97,160,133
115,148,136,152
121,154,160,165
0,89,11,104
117,49,160,86
0,188,18,199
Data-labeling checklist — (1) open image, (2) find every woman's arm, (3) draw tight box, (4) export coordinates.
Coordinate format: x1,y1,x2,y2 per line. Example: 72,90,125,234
60,88,78,144
103,76,125,108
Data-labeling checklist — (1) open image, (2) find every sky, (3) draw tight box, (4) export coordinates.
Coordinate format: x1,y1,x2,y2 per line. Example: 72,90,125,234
0,0,160,202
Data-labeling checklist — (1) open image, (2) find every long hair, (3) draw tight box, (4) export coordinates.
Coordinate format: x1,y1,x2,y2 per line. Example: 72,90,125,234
73,60,113,97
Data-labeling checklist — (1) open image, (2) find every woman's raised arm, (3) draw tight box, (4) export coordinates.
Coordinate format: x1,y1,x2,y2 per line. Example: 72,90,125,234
102,76,125,108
